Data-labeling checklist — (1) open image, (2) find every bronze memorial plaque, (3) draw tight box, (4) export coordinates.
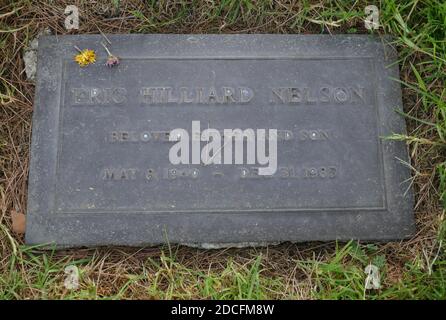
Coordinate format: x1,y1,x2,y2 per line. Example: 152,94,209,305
26,35,414,247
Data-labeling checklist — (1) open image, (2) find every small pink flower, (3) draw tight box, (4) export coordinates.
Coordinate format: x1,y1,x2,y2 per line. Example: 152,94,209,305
101,42,120,68
106,55,120,67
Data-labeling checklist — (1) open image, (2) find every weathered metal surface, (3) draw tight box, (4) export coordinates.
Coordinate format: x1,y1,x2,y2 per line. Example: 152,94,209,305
26,34,414,247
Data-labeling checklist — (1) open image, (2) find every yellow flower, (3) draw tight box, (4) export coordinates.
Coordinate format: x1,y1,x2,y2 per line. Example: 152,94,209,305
74,49,96,67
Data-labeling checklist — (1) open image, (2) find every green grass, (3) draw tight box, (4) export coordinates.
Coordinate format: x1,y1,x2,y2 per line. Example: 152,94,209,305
0,0,445,300
1,235,445,299
439,164,446,208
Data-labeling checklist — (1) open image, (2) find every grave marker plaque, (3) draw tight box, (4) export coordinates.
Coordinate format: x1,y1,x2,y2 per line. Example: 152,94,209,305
26,35,414,247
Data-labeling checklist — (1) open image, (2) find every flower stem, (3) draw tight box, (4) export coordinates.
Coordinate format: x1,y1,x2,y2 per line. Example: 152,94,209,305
101,42,112,56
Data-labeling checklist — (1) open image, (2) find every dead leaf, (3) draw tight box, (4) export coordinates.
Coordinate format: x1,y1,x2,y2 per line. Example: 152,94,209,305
11,210,26,234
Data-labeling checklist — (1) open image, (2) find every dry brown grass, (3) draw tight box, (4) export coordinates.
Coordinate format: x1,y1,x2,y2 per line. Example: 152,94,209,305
0,0,445,299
